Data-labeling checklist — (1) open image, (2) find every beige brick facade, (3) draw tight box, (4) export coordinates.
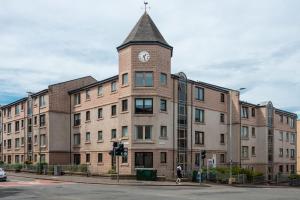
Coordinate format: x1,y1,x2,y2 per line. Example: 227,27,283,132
0,12,298,180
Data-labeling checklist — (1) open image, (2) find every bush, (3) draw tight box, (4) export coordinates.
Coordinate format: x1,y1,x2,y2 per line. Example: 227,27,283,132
14,164,23,172
0,161,4,165
289,174,300,180
108,169,117,174
24,160,32,165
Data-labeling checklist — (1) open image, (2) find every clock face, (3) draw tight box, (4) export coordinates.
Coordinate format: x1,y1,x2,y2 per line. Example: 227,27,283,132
138,51,150,63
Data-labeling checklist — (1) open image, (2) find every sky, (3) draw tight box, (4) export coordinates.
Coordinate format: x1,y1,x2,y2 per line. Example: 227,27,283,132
0,0,299,117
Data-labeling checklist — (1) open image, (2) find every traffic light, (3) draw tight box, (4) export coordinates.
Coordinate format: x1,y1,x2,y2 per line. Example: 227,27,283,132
201,150,206,160
115,143,124,156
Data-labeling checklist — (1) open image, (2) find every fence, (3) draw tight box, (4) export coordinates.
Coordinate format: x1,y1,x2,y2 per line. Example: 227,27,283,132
0,163,88,175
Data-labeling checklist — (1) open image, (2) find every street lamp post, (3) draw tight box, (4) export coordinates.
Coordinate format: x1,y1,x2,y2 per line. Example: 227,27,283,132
229,88,245,184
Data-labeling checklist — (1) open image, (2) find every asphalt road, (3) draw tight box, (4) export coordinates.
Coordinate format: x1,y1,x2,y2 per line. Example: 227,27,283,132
0,176,300,200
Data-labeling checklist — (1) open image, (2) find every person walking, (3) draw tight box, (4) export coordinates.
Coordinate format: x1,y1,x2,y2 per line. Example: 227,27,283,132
176,165,182,184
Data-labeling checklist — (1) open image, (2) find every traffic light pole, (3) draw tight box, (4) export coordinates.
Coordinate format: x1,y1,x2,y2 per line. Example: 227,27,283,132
199,151,201,184
117,155,119,183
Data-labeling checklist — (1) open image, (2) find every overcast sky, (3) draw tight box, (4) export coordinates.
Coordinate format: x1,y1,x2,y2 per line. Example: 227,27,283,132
0,0,299,116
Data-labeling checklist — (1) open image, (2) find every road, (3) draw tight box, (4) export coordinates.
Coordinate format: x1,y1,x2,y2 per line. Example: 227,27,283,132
0,176,300,200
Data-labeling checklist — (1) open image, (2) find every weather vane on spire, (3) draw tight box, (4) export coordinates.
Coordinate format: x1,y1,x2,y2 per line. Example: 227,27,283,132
144,1,150,12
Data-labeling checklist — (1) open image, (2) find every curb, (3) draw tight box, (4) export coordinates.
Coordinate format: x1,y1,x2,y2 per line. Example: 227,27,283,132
8,173,209,187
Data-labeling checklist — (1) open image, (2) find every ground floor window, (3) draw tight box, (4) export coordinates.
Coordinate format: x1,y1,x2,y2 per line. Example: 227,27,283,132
98,153,103,163
122,154,128,163
160,152,167,163
135,152,153,168
74,154,81,165
40,154,46,163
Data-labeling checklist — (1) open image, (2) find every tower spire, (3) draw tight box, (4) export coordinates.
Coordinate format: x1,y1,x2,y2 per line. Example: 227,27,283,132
144,1,149,12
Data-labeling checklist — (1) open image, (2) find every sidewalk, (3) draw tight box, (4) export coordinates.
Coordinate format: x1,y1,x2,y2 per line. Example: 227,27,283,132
7,172,209,187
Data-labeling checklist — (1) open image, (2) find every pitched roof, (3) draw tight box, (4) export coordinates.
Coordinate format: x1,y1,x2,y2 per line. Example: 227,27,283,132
117,12,173,52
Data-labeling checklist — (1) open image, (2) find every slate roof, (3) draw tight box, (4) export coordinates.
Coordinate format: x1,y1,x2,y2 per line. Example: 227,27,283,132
117,12,173,52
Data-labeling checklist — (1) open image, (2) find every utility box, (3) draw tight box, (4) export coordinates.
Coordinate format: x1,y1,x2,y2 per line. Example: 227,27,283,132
54,165,62,176
136,168,157,181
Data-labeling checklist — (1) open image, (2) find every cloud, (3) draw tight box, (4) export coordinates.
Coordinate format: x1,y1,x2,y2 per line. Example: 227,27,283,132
0,0,299,118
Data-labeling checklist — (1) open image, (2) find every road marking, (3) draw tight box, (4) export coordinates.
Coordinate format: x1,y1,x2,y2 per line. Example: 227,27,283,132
0,179,74,188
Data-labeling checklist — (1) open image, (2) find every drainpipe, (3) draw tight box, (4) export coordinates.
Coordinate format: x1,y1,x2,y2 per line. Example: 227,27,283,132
69,94,72,164
190,83,193,173
172,78,175,175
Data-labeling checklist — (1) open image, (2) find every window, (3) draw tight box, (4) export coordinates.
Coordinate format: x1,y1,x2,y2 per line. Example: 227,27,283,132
220,113,225,123
7,107,11,118
7,123,11,133
15,104,20,115
74,113,81,126
15,155,20,163
291,149,295,159
122,99,128,112
160,73,167,86
74,133,80,145
86,154,90,163
122,126,128,137
34,135,37,144
122,154,128,163
251,127,256,137
251,108,255,117
74,93,81,105
21,120,24,128
98,131,103,141
86,89,90,100
286,165,289,173
34,116,37,125
280,115,283,123
241,146,249,159
195,87,204,101
135,125,152,140
195,131,204,145
286,132,289,142
40,114,46,127
111,81,117,92
241,106,249,118
291,133,295,144
85,132,90,142
86,111,90,121
160,126,167,138
21,137,25,146
40,134,46,146
135,98,153,114
98,153,103,163
220,134,225,144
40,154,46,163
286,149,289,157
220,154,225,163
15,121,20,132
122,73,128,85
15,138,20,148
160,99,167,112
3,124,6,132
135,72,153,87
289,118,295,128
279,165,283,173
7,139,11,149
135,152,153,168
39,95,46,107
279,148,283,157
279,131,283,141
286,116,289,124
111,105,117,116
195,108,204,123
98,108,103,119
98,86,103,96
291,165,295,174
160,152,167,163
241,126,249,139
220,93,225,102
111,129,117,139
251,146,256,156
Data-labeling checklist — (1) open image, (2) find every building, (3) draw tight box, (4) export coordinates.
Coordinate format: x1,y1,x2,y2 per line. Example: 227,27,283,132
0,12,298,179
0,107,2,161
297,120,300,174
240,102,297,178
0,77,96,165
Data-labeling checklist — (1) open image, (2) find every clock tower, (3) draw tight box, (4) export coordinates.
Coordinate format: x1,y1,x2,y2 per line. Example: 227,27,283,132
116,12,174,175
